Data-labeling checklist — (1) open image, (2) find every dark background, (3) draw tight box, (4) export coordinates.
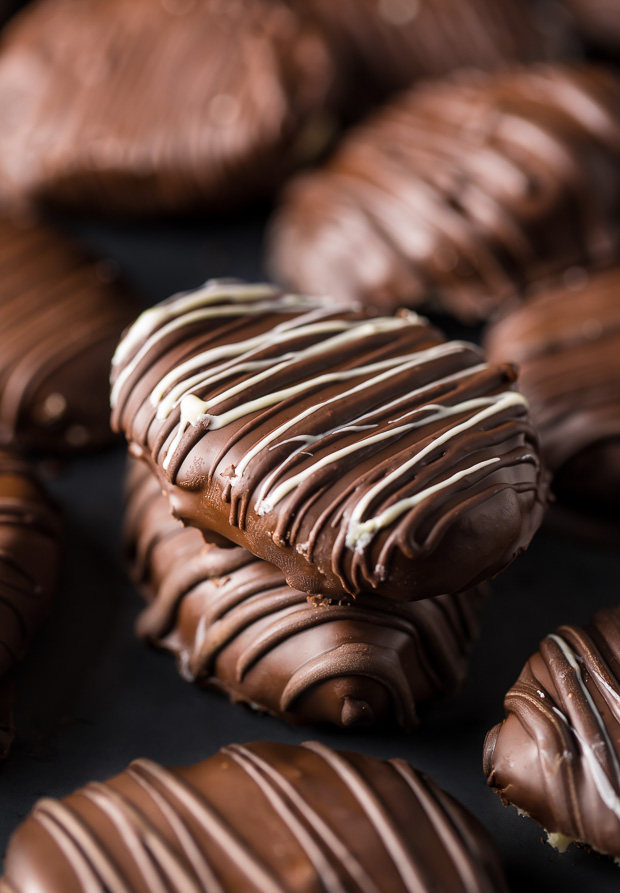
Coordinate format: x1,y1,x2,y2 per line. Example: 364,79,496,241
1,212,619,892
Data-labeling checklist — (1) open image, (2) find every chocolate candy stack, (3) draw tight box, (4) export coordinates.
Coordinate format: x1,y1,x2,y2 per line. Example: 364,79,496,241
111,279,548,729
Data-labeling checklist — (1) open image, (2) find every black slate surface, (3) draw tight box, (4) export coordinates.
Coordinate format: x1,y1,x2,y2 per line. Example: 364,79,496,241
1,211,619,892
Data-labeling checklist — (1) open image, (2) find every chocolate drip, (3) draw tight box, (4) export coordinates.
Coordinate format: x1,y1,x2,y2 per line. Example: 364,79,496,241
484,264,620,518
1,741,508,892
269,64,620,323
484,607,620,859
0,449,60,757
0,0,342,218
125,460,486,729
112,280,548,602
0,213,138,453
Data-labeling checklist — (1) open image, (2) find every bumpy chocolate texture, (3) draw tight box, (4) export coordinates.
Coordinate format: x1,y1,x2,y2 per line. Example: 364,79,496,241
484,265,620,520
269,65,620,324
126,459,486,729
484,607,620,860
0,0,341,217
0,450,60,757
305,0,549,96
111,280,548,602
0,213,138,453
0,740,509,892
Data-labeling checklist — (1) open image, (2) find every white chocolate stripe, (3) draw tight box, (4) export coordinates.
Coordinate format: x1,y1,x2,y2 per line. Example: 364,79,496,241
177,317,423,416
112,281,304,367
591,669,620,717
349,458,500,553
245,364,485,508
162,339,472,472
552,706,620,822
152,320,357,412
548,633,620,817
232,350,483,483
256,421,424,515
155,315,422,421
161,341,450,472
111,296,318,409
255,393,513,521
346,392,526,550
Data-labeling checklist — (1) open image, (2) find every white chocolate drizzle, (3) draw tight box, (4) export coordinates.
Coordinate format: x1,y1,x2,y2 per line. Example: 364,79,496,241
548,634,620,821
111,281,331,409
112,282,536,568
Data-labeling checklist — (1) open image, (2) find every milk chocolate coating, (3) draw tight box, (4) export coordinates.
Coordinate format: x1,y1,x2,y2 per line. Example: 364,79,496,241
269,65,620,324
1,740,508,892
125,459,486,730
0,0,342,218
484,265,620,519
305,0,549,97
0,449,60,757
560,0,620,52
484,607,620,860
111,280,548,602
0,213,138,453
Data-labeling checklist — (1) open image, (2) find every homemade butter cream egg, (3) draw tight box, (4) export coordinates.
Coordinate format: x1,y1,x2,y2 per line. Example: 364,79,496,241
269,64,620,323
0,0,342,217
1,741,509,892
484,264,620,536
0,213,138,454
485,607,620,861
111,279,549,602
125,459,487,730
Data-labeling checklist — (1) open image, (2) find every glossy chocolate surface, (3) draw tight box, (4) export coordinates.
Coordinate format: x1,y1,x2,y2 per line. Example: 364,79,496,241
306,0,549,96
125,460,486,729
1,740,508,892
0,449,60,757
0,0,341,217
2,216,618,892
484,607,620,860
561,0,620,52
111,280,548,602
269,65,620,323
0,213,137,453
484,265,620,518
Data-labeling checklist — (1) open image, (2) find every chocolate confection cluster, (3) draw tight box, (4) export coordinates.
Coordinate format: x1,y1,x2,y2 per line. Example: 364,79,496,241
1,0,620,890
111,281,547,603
